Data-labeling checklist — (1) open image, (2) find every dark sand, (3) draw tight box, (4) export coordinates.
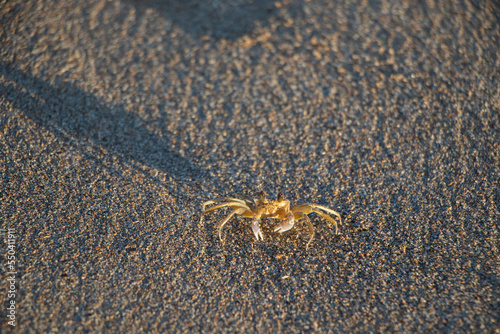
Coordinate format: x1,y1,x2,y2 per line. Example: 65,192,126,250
1,0,499,332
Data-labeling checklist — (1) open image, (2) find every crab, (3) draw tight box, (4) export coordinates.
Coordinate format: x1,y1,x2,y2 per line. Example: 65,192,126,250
201,191,342,248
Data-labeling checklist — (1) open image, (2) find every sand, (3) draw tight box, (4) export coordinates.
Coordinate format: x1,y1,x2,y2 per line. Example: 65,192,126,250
1,0,499,332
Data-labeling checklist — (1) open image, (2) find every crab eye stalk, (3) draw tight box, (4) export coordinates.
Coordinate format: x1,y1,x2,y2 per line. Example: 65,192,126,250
277,192,284,202
259,191,267,202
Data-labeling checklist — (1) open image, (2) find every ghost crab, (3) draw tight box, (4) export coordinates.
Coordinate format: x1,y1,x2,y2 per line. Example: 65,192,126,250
201,191,342,249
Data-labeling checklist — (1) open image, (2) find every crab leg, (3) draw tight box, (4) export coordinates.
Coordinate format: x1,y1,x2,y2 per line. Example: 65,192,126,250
202,197,249,212
292,204,342,234
274,212,295,233
200,200,251,226
250,217,264,241
297,213,315,249
236,194,257,210
236,193,254,203
313,210,340,235
217,208,247,241
277,211,315,249
203,201,250,215
312,205,342,226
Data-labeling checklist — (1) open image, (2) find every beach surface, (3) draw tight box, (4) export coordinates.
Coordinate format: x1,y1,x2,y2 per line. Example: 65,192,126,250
1,0,499,332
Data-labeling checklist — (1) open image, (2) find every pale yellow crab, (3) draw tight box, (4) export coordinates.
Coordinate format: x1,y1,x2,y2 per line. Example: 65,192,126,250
201,191,342,248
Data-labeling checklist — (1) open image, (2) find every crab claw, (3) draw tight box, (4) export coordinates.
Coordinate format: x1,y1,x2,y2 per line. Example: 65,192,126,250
251,219,264,241
274,212,295,233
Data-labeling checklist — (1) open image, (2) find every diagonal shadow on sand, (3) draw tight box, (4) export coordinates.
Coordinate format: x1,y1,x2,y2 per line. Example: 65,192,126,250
0,62,204,182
